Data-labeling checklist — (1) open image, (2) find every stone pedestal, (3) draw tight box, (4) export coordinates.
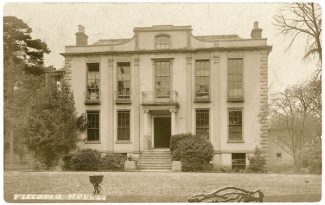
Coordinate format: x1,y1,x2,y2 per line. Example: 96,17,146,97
124,161,137,171
172,161,182,172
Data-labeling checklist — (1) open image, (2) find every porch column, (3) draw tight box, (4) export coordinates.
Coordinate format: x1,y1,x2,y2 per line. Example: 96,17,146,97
143,109,149,150
170,108,178,136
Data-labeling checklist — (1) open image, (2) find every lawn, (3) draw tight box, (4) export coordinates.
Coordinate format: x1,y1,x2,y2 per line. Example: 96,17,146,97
4,171,321,202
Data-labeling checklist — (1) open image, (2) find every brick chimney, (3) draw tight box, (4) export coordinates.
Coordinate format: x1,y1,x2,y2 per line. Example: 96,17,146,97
75,25,88,46
251,21,262,39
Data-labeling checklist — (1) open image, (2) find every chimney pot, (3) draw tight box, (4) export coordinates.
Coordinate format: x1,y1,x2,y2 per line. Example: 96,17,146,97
75,25,88,46
251,21,262,39
78,25,85,33
253,21,259,29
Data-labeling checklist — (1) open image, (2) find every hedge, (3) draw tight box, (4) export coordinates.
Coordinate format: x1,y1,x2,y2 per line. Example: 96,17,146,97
100,153,127,170
64,149,127,171
70,149,102,171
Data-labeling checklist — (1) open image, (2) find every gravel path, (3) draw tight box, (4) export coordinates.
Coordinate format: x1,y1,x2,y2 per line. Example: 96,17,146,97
4,171,321,202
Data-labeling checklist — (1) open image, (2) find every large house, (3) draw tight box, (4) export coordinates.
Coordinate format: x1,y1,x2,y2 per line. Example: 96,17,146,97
61,22,271,170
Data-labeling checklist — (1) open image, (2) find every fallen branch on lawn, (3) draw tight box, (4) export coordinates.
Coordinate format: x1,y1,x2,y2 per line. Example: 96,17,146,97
188,186,264,202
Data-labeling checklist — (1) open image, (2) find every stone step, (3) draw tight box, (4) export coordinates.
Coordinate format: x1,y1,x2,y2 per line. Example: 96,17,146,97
139,169,172,172
138,149,172,171
141,153,171,155
141,151,171,153
138,165,172,169
141,152,171,155
138,163,172,166
138,162,172,166
141,150,171,153
140,156,171,159
138,161,172,165
140,154,171,157
140,155,171,159
139,159,172,163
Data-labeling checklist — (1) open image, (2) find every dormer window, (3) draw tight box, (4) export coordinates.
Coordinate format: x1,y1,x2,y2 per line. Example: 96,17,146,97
155,35,170,49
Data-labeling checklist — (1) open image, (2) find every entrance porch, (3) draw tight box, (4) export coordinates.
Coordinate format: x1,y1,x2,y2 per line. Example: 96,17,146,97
142,108,178,150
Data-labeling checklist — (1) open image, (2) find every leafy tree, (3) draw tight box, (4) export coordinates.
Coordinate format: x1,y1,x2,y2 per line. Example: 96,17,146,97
4,16,50,75
273,3,322,66
4,16,51,163
23,81,86,169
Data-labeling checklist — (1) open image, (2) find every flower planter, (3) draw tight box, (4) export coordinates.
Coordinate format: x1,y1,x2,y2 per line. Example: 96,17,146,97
124,160,136,171
172,161,182,172
90,92,98,100
89,175,104,194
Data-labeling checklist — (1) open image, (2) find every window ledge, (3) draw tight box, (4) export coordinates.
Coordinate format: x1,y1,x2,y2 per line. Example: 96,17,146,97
116,140,132,144
85,140,101,144
227,140,245,143
227,98,244,102
115,99,131,104
85,100,101,105
194,98,211,103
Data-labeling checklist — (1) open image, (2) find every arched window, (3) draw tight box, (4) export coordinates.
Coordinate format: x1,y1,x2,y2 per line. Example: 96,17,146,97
155,35,170,49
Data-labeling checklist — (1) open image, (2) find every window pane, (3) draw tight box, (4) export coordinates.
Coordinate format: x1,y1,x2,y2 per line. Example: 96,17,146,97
155,35,170,49
117,63,131,99
117,111,130,141
232,153,246,170
155,61,170,98
195,60,210,98
196,110,209,140
228,59,243,99
229,110,242,141
87,111,100,141
87,63,100,100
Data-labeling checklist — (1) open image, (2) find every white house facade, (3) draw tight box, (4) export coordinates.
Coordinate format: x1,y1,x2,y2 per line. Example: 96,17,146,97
61,22,271,170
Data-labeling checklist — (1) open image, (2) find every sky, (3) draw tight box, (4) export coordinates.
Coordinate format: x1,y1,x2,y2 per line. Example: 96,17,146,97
3,2,319,93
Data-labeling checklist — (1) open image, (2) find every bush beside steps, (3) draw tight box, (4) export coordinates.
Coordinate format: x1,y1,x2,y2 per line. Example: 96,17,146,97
170,133,214,172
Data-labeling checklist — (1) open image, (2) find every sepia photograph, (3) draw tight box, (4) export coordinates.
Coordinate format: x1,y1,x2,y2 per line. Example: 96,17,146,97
2,1,322,203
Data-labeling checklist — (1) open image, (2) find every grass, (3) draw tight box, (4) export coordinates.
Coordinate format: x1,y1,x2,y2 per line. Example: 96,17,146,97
4,171,321,202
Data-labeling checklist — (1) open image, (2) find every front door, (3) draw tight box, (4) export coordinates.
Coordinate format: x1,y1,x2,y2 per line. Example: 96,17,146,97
154,117,171,148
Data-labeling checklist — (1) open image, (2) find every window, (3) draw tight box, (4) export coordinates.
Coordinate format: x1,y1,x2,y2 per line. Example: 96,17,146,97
117,62,131,100
229,109,243,141
87,111,100,141
117,111,130,141
276,153,282,158
87,63,100,101
196,109,209,140
195,60,210,99
155,35,170,49
232,153,246,170
155,61,171,98
228,58,243,101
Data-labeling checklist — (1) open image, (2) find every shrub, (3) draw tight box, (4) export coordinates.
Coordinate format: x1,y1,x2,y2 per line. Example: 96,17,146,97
30,155,48,170
70,149,102,171
100,153,127,170
62,154,74,170
170,133,193,153
172,135,214,171
298,138,322,174
247,147,267,172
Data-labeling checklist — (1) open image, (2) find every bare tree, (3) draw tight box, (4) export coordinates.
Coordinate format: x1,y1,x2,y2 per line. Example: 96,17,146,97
274,3,322,66
270,79,321,166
